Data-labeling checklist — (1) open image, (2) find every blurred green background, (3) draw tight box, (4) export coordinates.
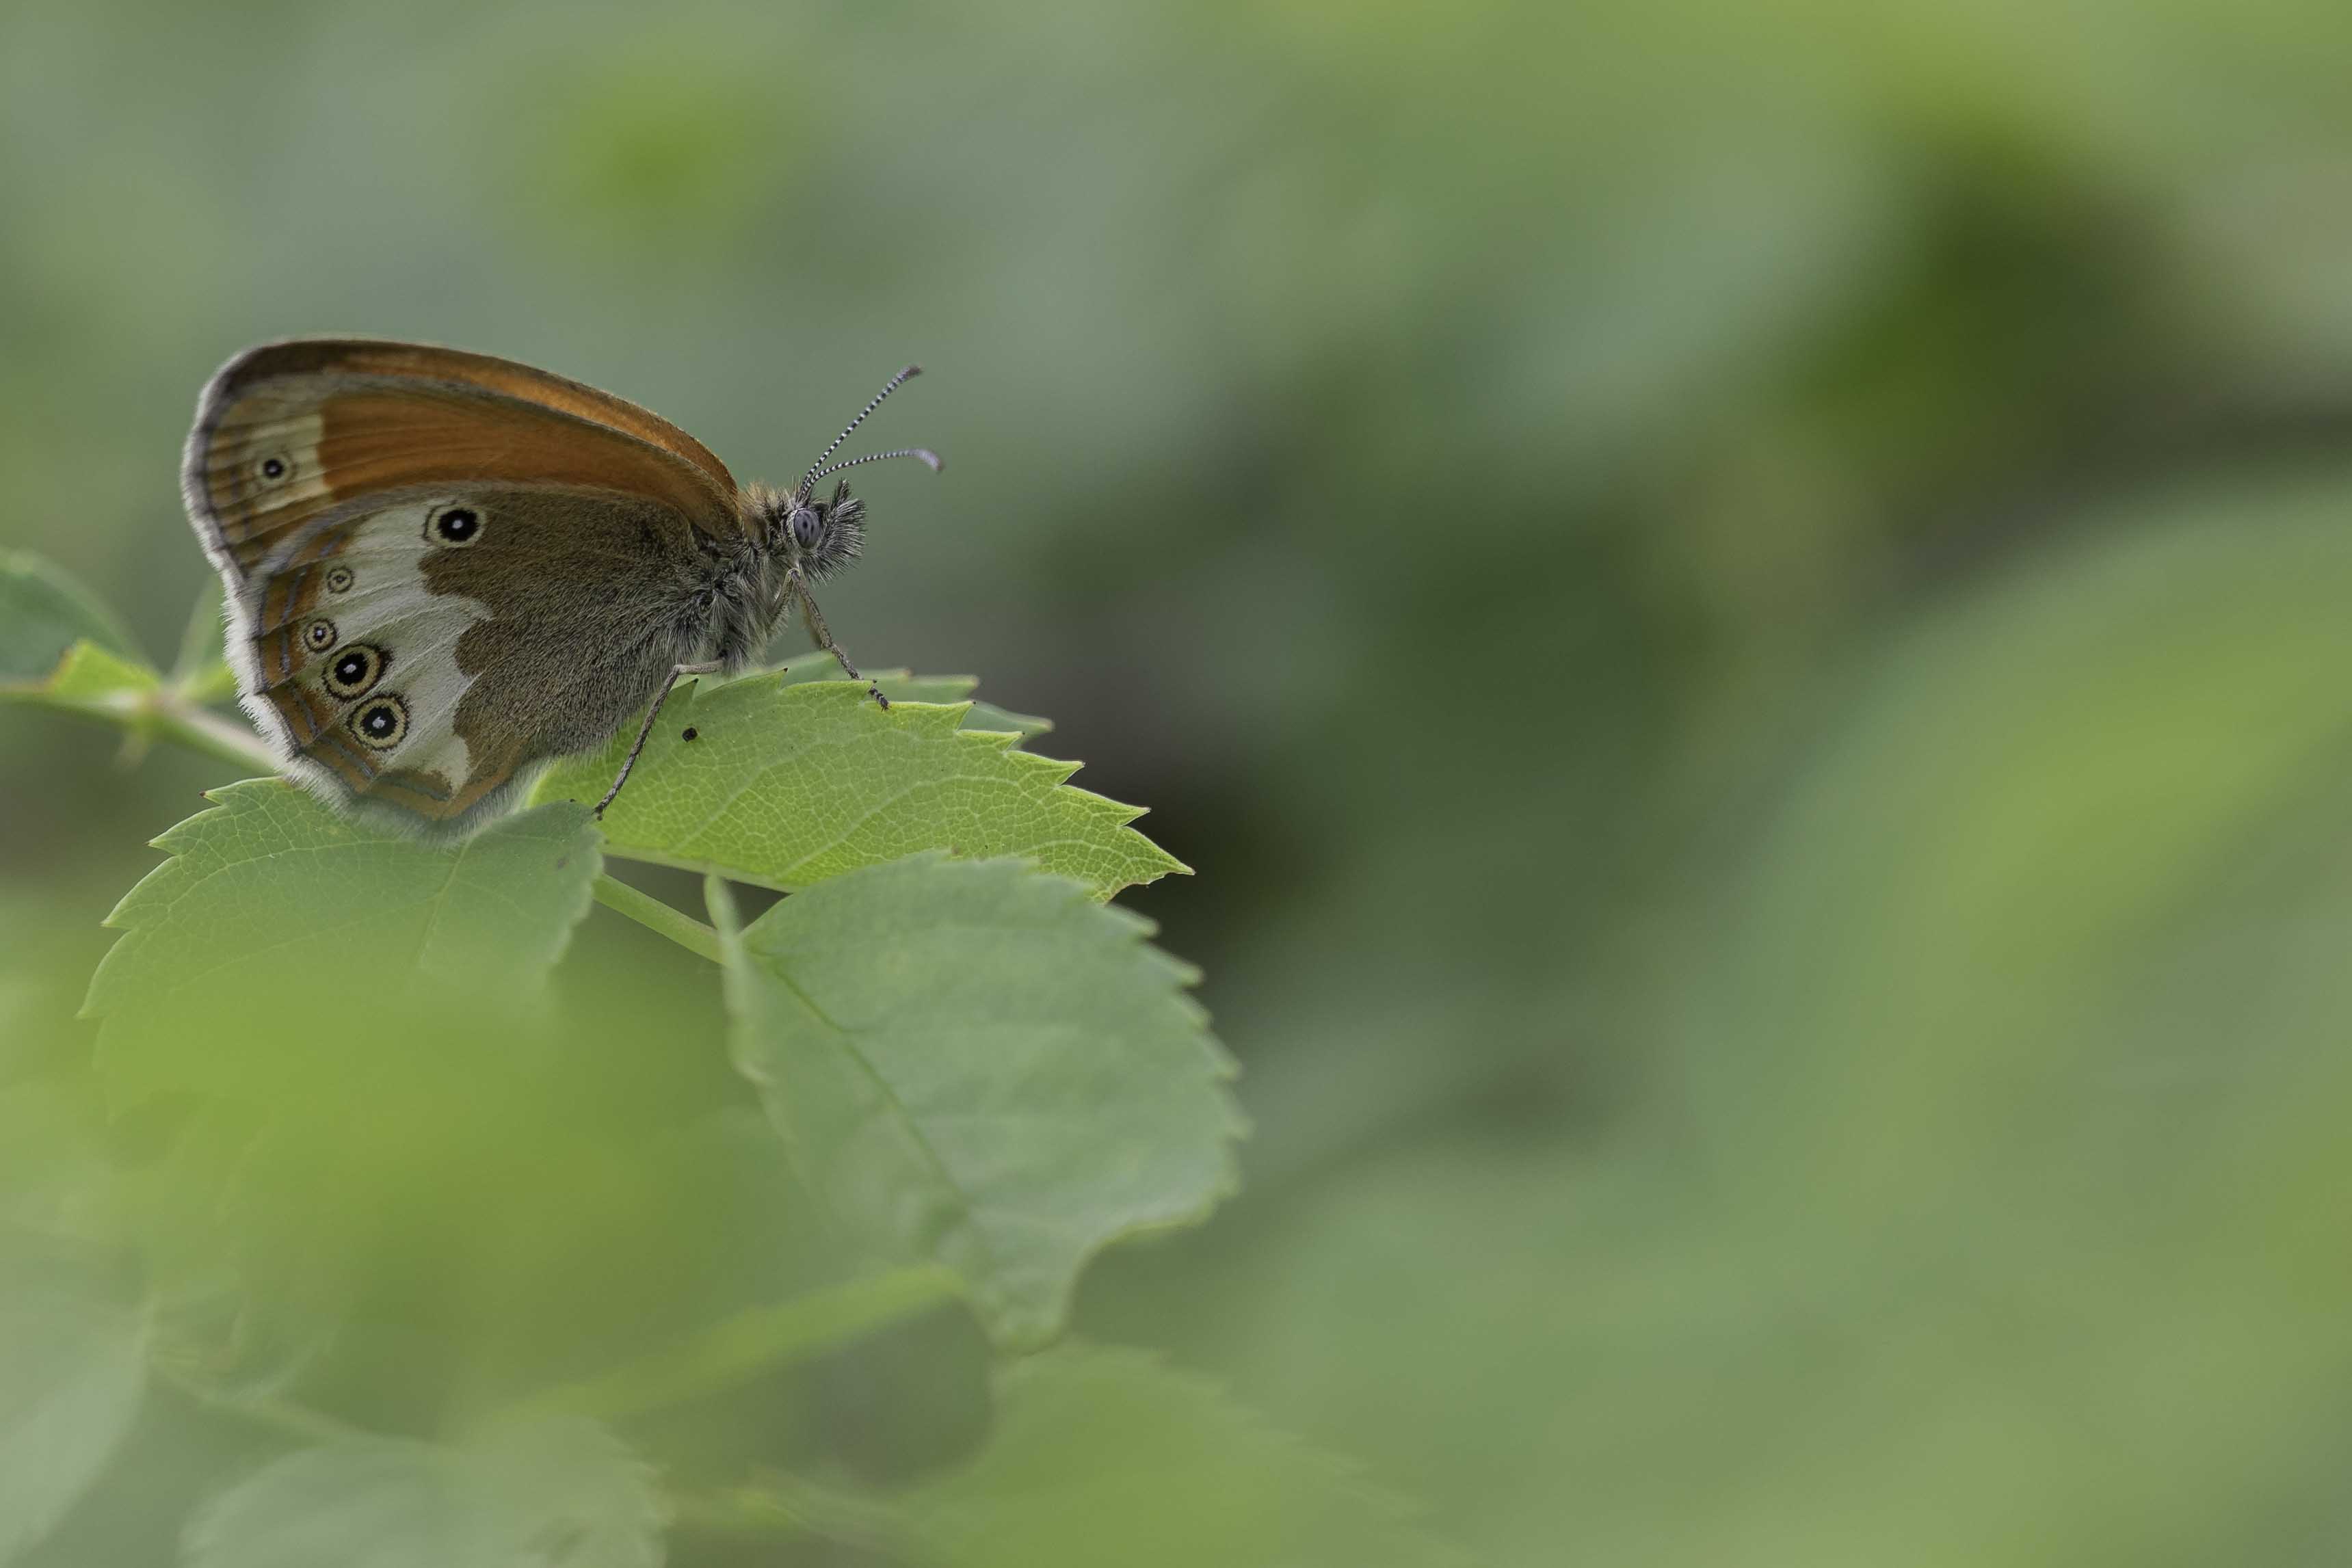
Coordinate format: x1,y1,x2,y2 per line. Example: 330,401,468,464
10,0,2352,1561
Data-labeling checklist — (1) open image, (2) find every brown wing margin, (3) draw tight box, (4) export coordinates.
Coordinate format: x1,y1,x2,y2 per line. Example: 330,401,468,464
214,338,737,496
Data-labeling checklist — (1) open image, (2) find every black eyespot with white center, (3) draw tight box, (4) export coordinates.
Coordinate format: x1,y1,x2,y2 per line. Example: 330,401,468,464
425,503,483,546
351,694,408,749
323,643,385,700
302,617,336,652
326,566,355,594
258,455,289,483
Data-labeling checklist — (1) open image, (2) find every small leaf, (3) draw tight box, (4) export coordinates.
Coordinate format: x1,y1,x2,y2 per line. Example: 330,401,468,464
960,702,1052,743
0,630,163,726
769,650,973,704
852,1347,1455,1568
533,679,1182,899
83,782,601,1102
774,654,1047,743
40,641,161,706
0,1234,148,1566
185,1417,665,1568
0,552,143,690
721,855,1239,1347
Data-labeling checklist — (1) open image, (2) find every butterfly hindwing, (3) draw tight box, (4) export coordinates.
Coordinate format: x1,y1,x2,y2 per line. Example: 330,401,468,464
237,484,710,826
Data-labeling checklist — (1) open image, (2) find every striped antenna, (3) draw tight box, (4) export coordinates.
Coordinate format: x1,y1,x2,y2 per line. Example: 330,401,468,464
800,365,924,498
805,447,943,488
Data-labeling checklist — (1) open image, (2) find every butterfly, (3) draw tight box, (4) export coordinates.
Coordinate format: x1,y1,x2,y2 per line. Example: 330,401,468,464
180,338,939,832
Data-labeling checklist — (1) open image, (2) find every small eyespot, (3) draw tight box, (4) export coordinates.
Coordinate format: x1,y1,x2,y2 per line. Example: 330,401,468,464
351,694,408,749
426,504,482,546
323,643,385,699
258,455,289,483
302,617,337,652
325,566,355,594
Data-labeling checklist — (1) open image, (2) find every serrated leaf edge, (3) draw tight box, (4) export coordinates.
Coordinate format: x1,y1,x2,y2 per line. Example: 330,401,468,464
725,854,1241,1348
558,679,1188,896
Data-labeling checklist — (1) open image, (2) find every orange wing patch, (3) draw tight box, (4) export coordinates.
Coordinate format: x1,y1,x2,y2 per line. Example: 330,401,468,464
231,338,737,496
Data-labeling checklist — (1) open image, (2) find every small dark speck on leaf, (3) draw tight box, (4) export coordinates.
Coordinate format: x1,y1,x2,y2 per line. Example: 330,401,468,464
554,856,569,870
682,727,699,742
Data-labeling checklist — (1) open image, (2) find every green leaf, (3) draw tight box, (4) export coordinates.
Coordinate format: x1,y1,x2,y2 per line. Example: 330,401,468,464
719,855,1239,1347
768,649,970,704
83,782,601,1102
0,634,161,728
38,641,161,705
185,1418,665,1568
0,630,271,774
0,558,263,769
532,678,1182,899
0,546,166,736
960,701,1052,743
0,552,143,691
849,1348,1455,1568
0,1234,148,1566
774,652,1045,740
505,1264,964,1428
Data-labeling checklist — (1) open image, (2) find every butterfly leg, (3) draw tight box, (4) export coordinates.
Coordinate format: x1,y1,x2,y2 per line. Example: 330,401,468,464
594,659,725,819
791,575,889,710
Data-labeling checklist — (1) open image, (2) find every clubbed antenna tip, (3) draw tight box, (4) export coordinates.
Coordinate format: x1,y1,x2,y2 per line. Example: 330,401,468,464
806,447,942,487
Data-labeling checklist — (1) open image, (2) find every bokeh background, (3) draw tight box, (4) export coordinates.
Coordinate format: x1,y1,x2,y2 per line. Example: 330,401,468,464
10,1,2352,1562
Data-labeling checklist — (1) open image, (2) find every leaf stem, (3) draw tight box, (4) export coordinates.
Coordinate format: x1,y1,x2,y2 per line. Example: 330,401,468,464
670,1475,913,1553
147,698,276,771
499,1265,963,1426
704,871,743,945
16,660,278,773
153,1362,371,1447
592,873,722,964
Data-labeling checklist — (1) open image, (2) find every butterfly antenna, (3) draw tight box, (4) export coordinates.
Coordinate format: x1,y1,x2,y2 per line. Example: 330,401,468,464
805,447,944,487
800,364,925,498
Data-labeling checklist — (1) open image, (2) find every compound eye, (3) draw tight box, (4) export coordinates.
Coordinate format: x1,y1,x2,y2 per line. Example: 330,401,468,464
789,506,823,550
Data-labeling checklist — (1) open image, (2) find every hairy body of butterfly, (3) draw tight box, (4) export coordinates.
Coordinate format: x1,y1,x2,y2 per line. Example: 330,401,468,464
181,339,938,834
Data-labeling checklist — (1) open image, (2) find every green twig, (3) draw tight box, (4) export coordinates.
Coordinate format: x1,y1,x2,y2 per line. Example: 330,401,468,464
668,1488,828,1544
593,874,723,963
499,1265,964,1427
153,1362,369,1448
148,697,275,771
670,1475,914,1553
704,872,743,946
29,676,278,773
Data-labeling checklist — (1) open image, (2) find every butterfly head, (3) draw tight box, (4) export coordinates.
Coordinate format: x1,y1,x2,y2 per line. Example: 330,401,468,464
773,479,866,581
763,364,941,579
